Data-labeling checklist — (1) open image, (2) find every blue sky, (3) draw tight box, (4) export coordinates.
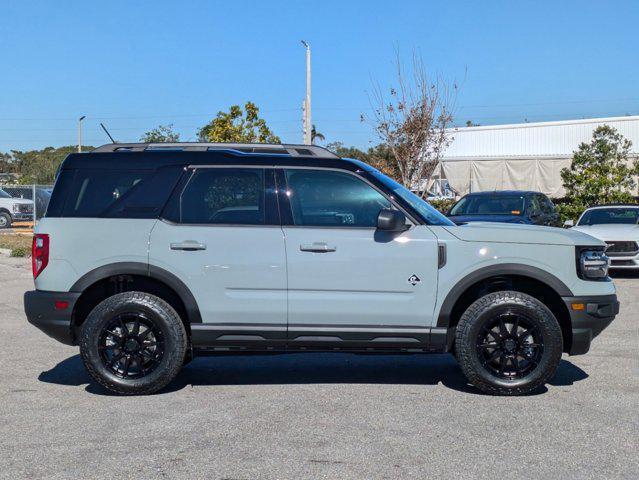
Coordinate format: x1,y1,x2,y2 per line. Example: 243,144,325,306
1,0,638,152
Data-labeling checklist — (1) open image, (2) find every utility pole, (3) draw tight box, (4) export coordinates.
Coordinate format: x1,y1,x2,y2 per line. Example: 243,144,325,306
301,41,311,145
77,115,86,152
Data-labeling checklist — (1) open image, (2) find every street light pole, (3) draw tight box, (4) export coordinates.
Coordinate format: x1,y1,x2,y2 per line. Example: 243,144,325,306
301,41,311,145
78,115,86,153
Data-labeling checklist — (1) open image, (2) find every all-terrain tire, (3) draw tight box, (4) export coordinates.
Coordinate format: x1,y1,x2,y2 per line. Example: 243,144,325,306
79,291,187,395
455,290,563,395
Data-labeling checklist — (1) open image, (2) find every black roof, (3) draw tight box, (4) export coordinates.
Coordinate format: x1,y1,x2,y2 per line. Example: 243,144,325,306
62,143,370,172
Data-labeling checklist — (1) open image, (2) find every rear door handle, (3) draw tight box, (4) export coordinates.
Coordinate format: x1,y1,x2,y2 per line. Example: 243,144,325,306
300,242,336,253
170,241,207,251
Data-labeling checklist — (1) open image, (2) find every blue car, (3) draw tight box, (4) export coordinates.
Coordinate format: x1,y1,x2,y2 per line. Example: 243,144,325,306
447,190,561,226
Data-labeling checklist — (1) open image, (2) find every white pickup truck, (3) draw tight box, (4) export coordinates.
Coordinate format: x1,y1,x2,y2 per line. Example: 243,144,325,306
0,188,34,228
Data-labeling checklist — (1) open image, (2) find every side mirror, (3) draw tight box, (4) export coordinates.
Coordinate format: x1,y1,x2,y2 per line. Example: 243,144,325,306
377,209,407,232
563,219,574,228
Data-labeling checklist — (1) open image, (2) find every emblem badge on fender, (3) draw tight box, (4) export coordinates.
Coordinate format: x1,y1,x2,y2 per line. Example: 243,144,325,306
408,274,421,286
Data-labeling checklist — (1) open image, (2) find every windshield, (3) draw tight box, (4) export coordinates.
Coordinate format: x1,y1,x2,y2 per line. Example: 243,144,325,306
0,189,11,199
449,194,525,216
369,170,454,226
578,208,639,225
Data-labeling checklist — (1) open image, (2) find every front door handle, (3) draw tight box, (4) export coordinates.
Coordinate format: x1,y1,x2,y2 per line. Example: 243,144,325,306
300,242,336,253
170,241,207,251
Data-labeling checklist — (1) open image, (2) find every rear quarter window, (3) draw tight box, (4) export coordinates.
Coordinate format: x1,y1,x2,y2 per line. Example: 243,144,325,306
48,167,183,218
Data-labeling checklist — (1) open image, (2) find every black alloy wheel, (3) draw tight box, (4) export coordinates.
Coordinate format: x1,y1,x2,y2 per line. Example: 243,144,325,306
475,311,544,380
79,292,187,395
98,312,165,379
455,291,563,395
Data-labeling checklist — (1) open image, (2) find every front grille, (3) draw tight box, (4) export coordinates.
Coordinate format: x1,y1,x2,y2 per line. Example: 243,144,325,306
605,241,638,256
610,259,637,267
17,204,33,213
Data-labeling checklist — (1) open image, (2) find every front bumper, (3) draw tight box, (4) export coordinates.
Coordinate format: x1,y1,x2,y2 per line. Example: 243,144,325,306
24,290,81,345
608,254,639,269
563,294,619,355
12,212,33,221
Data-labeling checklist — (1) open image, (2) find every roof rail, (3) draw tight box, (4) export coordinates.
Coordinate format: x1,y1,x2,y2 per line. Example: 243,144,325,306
91,142,339,158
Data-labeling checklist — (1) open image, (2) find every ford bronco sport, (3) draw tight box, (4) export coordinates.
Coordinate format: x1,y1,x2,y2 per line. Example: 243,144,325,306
24,143,619,395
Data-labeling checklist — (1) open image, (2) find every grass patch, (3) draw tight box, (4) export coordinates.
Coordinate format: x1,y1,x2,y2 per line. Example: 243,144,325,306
0,234,32,256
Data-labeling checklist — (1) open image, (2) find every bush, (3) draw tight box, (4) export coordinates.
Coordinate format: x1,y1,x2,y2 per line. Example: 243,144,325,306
561,125,639,211
10,246,30,257
428,198,456,214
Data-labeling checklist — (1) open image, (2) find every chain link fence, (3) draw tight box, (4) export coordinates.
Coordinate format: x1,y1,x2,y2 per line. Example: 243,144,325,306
0,184,54,229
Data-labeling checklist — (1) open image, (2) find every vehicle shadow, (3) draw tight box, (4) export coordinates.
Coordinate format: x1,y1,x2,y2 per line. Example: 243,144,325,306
38,353,588,397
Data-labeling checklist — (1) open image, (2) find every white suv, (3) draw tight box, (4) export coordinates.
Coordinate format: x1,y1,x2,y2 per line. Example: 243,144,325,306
24,143,619,396
569,205,639,270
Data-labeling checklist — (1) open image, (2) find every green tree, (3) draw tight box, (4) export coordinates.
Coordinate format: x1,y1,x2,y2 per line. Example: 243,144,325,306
0,152,15,174
311,124,325,144
326,142,401,182
198,102,280,143
10,146,93,184
326,141,368,161
140,124,180,143
560,125,639,220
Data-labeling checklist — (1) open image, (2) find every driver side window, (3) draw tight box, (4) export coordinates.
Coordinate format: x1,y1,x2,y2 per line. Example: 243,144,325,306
177,168,265,225
284,169,391,227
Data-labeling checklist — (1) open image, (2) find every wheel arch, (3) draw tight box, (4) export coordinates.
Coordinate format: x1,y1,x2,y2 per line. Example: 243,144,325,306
437,264,574,352
70,262,202,336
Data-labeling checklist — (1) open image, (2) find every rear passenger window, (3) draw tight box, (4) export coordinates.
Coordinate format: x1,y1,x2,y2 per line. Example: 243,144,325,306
63,170,151,217
175,168,265,225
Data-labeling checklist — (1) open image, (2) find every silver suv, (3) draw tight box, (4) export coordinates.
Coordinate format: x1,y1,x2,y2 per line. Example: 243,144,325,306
24,143,619,395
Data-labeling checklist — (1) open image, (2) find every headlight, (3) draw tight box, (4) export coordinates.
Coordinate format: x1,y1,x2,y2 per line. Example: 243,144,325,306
12,204,19,213
578,248,609,280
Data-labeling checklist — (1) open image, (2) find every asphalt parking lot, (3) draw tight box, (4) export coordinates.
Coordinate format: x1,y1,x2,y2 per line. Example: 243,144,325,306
0,255,637,480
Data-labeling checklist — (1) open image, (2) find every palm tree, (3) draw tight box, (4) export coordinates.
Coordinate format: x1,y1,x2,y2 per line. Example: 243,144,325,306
311,124,325,144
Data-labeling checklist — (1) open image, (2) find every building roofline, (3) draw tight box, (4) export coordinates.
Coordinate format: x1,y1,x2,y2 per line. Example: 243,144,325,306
440,154,575,162
447,115,639,133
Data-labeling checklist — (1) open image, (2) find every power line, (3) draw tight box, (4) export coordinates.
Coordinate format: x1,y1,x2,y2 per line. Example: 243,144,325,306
1,97,638,121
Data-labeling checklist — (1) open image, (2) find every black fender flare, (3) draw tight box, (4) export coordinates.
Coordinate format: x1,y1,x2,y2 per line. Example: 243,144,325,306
436,263,574,328
70,262,202,323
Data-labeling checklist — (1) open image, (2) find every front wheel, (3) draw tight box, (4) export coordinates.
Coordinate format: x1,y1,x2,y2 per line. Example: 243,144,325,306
454,291,562,395
0,212,11,229
79,292,187,395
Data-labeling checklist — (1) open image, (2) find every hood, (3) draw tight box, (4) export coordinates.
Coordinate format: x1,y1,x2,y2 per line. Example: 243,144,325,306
0,197,33,205
443,222,605,246
571,224,639,241
447,214,527,225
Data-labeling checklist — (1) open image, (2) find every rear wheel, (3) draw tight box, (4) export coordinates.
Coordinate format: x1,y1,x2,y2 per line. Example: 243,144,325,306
455,291,562,395
0,212,11,229
79,292,187,395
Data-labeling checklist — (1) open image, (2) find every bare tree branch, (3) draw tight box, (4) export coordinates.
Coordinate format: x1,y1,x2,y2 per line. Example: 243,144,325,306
365,50,458,197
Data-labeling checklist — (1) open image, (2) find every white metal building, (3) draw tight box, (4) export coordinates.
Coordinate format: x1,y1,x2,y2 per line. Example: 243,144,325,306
436,115,639,198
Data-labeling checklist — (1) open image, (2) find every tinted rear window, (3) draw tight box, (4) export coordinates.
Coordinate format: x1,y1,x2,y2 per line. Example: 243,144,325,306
170,168,266,225
47,167,183,218
450,194,526,216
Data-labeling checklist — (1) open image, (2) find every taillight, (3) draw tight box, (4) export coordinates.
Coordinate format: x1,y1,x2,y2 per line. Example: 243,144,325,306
32,234,49,279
